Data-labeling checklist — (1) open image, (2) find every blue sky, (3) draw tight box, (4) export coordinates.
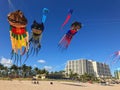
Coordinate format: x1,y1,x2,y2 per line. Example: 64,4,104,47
0,0,120,73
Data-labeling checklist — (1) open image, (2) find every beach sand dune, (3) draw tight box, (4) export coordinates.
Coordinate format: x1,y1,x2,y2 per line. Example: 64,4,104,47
0,80,120,90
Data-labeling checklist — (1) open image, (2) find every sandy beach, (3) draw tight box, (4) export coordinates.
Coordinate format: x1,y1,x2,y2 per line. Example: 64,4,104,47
0,80,120,90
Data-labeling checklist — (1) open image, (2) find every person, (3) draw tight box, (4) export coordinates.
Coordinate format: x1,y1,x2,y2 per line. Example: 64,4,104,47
32,76,39,84
50,82,53,85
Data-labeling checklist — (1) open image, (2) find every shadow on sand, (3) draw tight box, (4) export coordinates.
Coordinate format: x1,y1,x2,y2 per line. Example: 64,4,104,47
61,83,87,87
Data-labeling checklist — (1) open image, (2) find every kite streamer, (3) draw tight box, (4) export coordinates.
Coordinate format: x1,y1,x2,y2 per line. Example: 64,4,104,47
105,50,120,65
61,9,73,29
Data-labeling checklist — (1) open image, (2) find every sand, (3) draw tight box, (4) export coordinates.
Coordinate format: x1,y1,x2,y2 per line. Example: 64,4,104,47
0,80,120,90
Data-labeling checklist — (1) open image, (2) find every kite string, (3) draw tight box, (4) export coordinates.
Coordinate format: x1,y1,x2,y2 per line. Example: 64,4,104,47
8,0,16,11
104,53,116,64
105,51,120,70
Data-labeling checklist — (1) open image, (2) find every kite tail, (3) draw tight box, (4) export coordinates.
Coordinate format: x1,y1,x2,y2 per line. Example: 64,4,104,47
61,9,73,29
58,34,72,49
10,50,23,66
16,54,19,66
29,46,33,56
61,15,71,28
22,48,26,56
104,53,116,64
32,48,36,56
42,8,49,23
37,44,41,55
22,51,29,65
8,0,15,11
22,42,32,64
20,55,22,66
10,50,14,60
21,43,29,55
110,56,120,65
13,53,19,65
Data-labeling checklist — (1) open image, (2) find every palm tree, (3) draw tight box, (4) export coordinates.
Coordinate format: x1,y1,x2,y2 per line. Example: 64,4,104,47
80,73,97,82
21,64,31,78
0,64,4,70
73,73,79,80
26,66,32,77
0,64,4,77
0,64,11,78
33,67,39,75
69,69,75,79
41,69,49,75
80,74,86,82
10,64,18,78
3,66,9,77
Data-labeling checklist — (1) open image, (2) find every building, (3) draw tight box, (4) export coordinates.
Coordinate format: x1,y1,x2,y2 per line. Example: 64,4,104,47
114,68,120,79
35,74,46,79
65,59,111,78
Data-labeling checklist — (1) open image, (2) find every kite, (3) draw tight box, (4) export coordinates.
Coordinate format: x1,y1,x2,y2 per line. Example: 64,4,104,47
59,21,82,49
61,9,73,29
42,8,49,23
28,8,48,57
29,20,44,56
7,10,29,65
105,50,120,65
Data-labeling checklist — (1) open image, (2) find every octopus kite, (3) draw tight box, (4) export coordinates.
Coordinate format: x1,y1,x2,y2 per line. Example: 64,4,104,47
28,8,48,56
59,21,82,49
7,10,29,65
29,21,44,56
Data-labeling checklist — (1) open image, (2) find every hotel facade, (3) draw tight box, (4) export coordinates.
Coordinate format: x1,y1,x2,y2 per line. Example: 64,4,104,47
65,59,111,78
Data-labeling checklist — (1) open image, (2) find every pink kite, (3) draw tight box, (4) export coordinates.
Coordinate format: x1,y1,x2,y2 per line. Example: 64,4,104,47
105,50,120,65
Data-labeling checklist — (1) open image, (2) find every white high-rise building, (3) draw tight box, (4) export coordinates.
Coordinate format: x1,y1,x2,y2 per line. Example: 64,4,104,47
65,59,111,78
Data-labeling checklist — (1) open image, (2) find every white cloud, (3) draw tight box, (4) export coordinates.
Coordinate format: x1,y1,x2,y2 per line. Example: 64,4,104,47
33,64,37,67
44,66,52,71
0,57,12,67
38,60,46,64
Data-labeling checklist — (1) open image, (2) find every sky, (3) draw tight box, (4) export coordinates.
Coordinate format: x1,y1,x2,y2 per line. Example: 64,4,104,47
0,0,120,74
